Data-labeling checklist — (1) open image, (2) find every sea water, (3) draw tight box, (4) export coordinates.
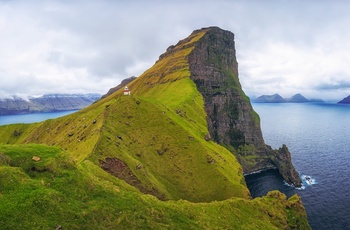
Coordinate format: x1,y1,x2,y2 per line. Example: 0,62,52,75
246,103,350,230
0,110,77,126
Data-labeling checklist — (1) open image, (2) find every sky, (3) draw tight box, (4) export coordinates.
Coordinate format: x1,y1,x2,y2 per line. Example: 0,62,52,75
1,0,350,101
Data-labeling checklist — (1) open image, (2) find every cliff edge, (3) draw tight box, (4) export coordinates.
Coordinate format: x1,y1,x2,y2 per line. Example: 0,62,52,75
187,27,302,186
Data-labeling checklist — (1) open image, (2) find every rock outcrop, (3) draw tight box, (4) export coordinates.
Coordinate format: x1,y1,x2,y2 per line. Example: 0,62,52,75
187,27,302,187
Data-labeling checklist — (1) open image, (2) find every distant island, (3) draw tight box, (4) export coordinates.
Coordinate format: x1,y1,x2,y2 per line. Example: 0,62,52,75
0,93,101,115
338,95,350,104
252,93,324,103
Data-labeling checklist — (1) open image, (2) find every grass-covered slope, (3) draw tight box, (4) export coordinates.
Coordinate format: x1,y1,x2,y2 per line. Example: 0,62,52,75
0,27,310,229
0,144,308,229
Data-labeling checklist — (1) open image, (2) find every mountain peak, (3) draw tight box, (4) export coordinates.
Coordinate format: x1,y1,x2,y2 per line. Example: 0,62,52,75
288,93,309,102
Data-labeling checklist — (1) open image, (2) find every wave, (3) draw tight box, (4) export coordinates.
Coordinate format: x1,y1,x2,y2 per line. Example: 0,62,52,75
301,174,317,186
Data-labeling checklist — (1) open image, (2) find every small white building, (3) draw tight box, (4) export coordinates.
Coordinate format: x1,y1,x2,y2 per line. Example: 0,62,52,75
123,86,131,95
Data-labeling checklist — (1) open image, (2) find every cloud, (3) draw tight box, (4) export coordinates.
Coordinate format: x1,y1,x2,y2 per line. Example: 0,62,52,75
315,80,350,91
1,0,350,101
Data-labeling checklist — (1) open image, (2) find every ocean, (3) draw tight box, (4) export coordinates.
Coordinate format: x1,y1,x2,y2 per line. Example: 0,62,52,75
0,110,77,126
247,102,350,230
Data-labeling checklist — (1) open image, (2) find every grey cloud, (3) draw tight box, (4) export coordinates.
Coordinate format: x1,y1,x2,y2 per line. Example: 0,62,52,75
315,81,350,91
1,0,350,100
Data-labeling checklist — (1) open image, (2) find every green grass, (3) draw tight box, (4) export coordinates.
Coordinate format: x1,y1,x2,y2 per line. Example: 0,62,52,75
0,144,309,229
89,94,250,202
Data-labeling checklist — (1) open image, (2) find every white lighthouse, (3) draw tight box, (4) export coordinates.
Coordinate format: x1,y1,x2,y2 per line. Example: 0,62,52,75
123,86,131,95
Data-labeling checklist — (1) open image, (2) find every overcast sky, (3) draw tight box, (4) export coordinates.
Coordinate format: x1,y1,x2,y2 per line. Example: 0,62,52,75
1,0,350,101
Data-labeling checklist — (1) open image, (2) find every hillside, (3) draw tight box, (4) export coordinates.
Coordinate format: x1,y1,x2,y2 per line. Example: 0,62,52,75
0,27,310,229
0,94,101,115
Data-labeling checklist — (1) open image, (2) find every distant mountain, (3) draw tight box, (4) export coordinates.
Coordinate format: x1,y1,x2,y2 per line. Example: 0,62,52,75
253,94,286,103
338,95,350,104
287,93,309,103
253,93,324,103
0,93,101,115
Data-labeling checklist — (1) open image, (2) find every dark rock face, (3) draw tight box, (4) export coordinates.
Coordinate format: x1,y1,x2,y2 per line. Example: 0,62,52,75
189,27,264,149
338,95,350,104
101,76,137,99
188,27,302,187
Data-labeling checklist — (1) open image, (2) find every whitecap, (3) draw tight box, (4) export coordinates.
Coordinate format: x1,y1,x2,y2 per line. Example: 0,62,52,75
301,174,317,186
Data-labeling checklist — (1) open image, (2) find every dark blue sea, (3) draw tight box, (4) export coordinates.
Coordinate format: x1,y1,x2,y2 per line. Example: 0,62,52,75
246,103,350,230
0,110,77,126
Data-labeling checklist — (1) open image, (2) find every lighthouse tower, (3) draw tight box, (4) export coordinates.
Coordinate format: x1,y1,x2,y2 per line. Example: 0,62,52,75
123,86,131,95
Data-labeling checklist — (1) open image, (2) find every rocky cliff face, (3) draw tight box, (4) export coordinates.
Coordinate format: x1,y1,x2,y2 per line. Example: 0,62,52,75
188,27,302,187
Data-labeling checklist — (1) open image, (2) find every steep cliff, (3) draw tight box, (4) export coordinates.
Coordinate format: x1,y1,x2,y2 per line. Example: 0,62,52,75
186,27,302,187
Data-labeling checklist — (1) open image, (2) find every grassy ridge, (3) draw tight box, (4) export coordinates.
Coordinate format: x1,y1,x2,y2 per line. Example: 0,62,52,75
90,93,249,201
